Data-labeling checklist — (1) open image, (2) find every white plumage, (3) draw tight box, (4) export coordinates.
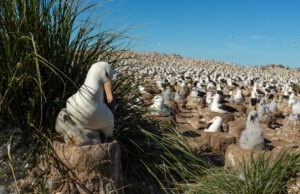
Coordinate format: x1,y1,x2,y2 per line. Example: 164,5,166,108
234,88,244,104
204,116,223,132
190,87,198,97
66,61,114,138
210,93,229,114
150,95,171,116
206,92,213,104
291,100,300,115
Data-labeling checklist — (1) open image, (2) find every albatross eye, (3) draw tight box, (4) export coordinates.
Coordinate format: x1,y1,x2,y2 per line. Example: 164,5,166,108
105,70,109,78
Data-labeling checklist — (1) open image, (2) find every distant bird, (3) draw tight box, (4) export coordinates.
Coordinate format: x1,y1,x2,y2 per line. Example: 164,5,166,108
206,92,213,104
163,87,173,101
175,90,184,100
234,88,245,104
190,87,199,97
210,93,236,114
180,81,188,91
250,83,263,107
258,100,270,116
228,91,234,103
288,114,299,121
239,110,265,150
267,100,278,113
204,116,223,132
288,93,297,107
291,100,300,115
150,95,171,116
138,85,147,94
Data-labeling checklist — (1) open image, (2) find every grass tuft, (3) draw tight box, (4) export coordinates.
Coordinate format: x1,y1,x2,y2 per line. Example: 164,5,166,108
181,151,300,194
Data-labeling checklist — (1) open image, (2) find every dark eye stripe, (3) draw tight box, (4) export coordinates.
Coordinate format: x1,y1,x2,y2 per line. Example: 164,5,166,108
105,70,109,78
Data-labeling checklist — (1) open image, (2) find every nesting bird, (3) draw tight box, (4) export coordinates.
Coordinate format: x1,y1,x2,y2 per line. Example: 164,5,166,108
290,100,300,115
206,92,213,104
163,87,173,101
175,90,184,100
210,93,236,114
56,61,115,145
267,100,278,113
233,88,245,105
150,95,171,116
204,116,223,132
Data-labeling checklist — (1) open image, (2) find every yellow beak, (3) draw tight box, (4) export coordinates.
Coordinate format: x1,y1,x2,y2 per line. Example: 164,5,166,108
104,81,113,103
205,118,214,124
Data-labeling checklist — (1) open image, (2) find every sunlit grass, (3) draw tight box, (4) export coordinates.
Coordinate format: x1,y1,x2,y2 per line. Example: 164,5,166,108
181,151,300,194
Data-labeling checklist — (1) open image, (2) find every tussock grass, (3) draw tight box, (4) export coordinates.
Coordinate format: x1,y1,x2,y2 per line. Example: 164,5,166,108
182,151,300,194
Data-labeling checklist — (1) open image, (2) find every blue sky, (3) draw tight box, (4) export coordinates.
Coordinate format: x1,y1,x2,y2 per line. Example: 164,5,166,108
91,0,300,68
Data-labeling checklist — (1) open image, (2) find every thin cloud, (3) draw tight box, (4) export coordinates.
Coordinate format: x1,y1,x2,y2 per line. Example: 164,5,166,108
227,43,245,49
250,35,264,39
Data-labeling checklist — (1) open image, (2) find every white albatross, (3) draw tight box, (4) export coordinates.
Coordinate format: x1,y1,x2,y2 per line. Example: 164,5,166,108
210,93,235,114
65,61,115,141
204,116,223,132
291,100,300,115
150,95,171,116
234,88,245,104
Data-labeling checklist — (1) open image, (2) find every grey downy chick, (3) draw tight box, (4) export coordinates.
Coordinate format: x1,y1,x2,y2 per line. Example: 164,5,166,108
239,110,264,150
55,108,102,145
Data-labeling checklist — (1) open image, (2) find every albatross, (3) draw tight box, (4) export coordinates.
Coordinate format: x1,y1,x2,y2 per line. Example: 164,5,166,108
204,116,223,132
150,95,171,116
210,93,236,114
63,61,115,143
233,88,245,105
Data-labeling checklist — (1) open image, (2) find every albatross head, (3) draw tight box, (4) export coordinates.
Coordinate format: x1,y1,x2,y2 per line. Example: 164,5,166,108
86,61,114,103
205,116,223,132
246,110,261,128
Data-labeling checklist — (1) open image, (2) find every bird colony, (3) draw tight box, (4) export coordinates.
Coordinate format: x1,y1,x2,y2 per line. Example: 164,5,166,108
55,50,300,164
116,51,300,157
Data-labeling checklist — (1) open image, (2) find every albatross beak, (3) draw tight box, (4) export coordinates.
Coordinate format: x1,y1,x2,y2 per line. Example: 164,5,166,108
205,119,214,124
104,81,113,103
